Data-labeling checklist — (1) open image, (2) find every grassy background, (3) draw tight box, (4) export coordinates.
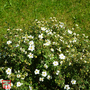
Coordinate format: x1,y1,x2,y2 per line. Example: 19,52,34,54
0,0,90,45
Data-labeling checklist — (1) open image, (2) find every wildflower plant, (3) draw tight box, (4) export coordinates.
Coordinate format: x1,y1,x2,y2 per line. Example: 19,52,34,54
0,17,90,90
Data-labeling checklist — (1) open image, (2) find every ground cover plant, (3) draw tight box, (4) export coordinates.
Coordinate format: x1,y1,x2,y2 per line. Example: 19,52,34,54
0,17,90,90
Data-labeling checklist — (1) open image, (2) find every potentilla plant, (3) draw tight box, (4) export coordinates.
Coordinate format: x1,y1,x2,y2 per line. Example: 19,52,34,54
0,17,90,90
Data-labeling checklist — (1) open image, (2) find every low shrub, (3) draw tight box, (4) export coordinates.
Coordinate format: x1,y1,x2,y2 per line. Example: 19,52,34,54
0,17,90,90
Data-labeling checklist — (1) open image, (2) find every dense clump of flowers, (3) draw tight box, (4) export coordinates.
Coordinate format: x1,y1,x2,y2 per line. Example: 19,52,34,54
0,17,90,90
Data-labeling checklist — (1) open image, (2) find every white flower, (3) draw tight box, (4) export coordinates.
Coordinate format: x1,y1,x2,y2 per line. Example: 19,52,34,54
39,77,44,82
48,31,53,35
17,74,21,78
25,51,27,54
47,75,52,80
28,35,34,39
43,39,51,46
72,28,74,30
34,69,40,75
69,62,71,66
29,85,33,90
73,33,76,35
75,24,78,27
59,25,64,28
19,29,22,31
68,29,72,34
7,29,10,31
0,79,3,83
7,75,11,78
52,42,57,45
11,82,13,86
38,34,43,39
71,79,76,84
1,67,4,69
73,39,76,43
14,70,17,73
18,70,20,73
46,30,49,33
25,72,28,76
64,85,70,90
6,68,12,75
77,34,79,36
7,40,12,45
28,45,35,51
21,77,25,80
41,27,47,31
50,48,54,52
43,43,50,46
59,22,64,28
53,61,59,66
28,53,33,58
15,44,19,47
44,64,48,69
57,47,61,52
20,47,25,52
73,37,77,43
84,61,87,63
60,61,63,65
16,29,19,31
29,41,34,45
59,54,66,59
17,82,23,87
42,71,47,77
56,70,60,75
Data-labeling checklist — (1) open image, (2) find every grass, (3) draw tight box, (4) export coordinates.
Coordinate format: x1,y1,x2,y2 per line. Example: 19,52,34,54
0,0,90,42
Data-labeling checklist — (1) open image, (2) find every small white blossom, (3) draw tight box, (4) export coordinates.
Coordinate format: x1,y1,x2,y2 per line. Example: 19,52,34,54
15,44,19,47
56,70,60,75
71,79,76,84
60,61,63,65
29,41,34,45
43,39,51,46
47,75,52,80
41,27,47,31
28,35,34,39
50,48,54,52
39,77,44,82
84,61,87,63
29,85,33,90
11,82,13,86
17,74,21,78
68,29,72,34
34,69,40,75
28,53,33,58
75,24,78,27
20,47,25,52
6,68,12,75
73,33,76,35
59,22,64,28
53,61,59,66
44,64,48,69
64,85,70,90
69,62,71,66
38,34,43,39
57,47,61,52
42,71,47,77
17,82,23,87
7,40,12,45
59,54,66,59
28,45,35,51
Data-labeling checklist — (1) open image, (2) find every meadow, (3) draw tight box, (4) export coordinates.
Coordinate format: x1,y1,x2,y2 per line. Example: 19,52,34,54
0,0,90,90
